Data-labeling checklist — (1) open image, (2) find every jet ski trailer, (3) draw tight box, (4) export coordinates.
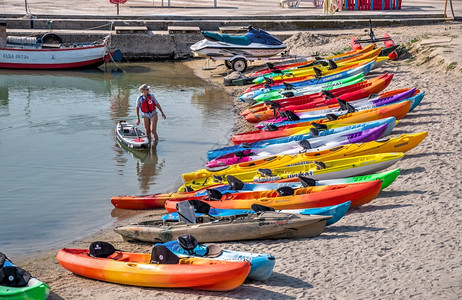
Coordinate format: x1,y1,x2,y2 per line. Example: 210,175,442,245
191,26,291,72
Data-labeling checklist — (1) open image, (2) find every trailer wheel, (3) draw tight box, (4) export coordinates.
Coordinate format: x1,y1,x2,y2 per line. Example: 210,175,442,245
224,60,232,69
232,58,247,72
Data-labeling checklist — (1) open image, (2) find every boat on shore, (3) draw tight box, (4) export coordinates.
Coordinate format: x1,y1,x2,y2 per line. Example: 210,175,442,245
0,30,112,69
114,211,331,243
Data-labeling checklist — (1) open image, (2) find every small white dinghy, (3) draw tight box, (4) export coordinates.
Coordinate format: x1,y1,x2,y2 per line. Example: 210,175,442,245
115,121,149,150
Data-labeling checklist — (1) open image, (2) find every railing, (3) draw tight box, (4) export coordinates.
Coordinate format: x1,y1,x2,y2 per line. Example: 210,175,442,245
344,0,402,10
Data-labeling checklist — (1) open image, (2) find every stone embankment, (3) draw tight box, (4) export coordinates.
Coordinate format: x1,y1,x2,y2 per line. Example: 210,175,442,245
0,12,451,60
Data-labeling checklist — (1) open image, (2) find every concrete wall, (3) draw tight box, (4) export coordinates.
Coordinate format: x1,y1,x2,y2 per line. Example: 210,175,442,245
110,32,203,60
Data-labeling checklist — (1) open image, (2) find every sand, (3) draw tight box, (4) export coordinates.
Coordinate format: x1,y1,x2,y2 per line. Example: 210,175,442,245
16,23,462,299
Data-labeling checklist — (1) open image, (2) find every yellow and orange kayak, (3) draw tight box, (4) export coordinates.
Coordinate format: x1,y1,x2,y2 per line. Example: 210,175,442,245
252,48,382,84
56,248,250,291
249,43,376,77
233,100,411,145
180,153,404,191
165,180,382,213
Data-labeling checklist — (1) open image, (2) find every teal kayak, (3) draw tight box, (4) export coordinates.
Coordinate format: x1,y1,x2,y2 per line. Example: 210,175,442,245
253,72,365,102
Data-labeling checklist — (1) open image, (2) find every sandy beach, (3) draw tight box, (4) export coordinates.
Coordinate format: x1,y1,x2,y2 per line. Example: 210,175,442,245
15,22,462,299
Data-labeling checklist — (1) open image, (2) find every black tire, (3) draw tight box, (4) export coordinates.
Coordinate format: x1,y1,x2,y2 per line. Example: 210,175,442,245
232,58,247,72
224,60,232,69
41,33,63,44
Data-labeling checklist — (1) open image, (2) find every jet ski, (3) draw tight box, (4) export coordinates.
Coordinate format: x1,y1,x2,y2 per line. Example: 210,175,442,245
190,26,287,59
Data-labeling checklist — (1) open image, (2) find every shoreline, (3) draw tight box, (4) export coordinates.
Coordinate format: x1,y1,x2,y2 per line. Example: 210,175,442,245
15,23,462,299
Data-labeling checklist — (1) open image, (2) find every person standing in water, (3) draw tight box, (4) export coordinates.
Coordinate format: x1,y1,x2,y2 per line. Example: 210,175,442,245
136,84,166,144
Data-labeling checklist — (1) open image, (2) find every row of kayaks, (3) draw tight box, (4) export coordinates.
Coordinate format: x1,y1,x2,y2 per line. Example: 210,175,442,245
43,40,429,293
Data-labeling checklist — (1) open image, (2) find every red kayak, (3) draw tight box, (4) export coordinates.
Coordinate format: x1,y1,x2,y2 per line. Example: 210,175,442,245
242,73,392,123
232,100,411,145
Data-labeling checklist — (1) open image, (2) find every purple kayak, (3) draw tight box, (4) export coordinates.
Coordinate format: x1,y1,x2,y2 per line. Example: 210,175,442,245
205,123,388,168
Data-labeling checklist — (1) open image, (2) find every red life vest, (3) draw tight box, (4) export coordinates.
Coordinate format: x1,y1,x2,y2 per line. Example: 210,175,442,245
139,95,157,113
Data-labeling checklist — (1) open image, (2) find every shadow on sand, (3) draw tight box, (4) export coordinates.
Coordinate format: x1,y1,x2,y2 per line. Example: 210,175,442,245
377,189,427,198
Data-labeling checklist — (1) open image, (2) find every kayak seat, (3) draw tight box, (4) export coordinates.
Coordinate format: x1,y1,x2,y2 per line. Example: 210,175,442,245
151,245,179,264
204,244,223,258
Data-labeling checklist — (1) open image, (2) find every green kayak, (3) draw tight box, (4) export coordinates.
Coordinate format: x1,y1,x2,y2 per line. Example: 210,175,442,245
0,278,50,300
0,258,50,300
254,72,365,102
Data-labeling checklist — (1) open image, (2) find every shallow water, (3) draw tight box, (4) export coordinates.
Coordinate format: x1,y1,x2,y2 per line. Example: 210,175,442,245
0,62,234,255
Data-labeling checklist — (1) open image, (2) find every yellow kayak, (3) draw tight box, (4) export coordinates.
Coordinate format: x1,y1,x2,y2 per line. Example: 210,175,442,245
179,153,404,191
253,48,382,84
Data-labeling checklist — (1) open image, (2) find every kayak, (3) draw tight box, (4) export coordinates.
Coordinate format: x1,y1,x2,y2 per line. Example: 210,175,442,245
243,72,393,123
180,153,404,191
251,48,382,84
266,89,424,125
241,72,386,120
239,72,365,103
0,255,50,300
206,117,397,160
167,180,382,213
207,130,426,170
239,58,376,101
206,123,389,168
114,212,331,242
251,72,365,102
115,120,149,150
110,168,400,210
56,248,250,291
242,57,384,94
162,201,351,226
159,239,276,281
232,100,411,145
248,43,376,78
254,88,418,128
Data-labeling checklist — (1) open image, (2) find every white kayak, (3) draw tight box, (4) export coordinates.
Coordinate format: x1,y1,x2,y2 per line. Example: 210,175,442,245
115,121,149,150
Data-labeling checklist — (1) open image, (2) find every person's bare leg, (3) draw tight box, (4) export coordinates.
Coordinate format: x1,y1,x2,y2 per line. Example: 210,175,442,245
143,116,152,144
150,114,159,141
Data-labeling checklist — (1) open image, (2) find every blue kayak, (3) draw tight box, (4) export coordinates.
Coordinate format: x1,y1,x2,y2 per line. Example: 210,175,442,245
260,89,419,128
161,201,351,226
158,240,276,281
206,117,396,160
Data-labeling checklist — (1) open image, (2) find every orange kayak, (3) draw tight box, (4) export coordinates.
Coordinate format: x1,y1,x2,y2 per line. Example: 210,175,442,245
256,48,382,84
164,180,382,213
249,43,376,77
232,100,412,145
57,248,250,291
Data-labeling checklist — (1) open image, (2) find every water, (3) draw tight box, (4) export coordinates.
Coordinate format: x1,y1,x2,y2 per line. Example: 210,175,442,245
0,62,235,255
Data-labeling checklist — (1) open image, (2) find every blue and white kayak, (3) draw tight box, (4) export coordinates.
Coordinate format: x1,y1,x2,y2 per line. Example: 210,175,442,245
161,201,351,226
115,120,149,150
158,240,276,281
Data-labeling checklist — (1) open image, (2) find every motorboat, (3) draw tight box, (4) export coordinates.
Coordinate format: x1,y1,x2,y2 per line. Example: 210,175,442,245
190,26,287,59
